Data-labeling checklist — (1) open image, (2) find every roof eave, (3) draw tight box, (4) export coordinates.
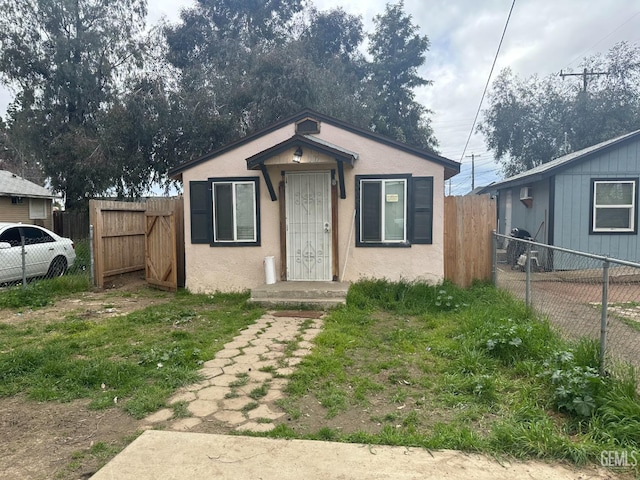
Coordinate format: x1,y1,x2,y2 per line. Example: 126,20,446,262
486,129,640,191
168,108,461,178
246,134,356,169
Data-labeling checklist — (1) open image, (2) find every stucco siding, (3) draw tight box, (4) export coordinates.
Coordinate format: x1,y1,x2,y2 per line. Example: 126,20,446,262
553,139,640,263
182,122,446,293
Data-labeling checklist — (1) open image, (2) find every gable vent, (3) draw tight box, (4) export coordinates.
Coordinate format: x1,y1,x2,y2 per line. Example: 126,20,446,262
295,117,320,135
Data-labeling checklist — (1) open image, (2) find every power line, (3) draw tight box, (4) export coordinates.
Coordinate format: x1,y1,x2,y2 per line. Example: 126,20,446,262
564,10,640,69
559,67,609,92
451,0,516,195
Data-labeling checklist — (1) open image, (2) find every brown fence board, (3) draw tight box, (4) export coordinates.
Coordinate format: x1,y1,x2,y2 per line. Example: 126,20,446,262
90,198,184,289
145,212,178,291
444,194,496,288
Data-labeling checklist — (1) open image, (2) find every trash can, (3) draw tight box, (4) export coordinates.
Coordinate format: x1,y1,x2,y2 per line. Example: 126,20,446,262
264,256,276,285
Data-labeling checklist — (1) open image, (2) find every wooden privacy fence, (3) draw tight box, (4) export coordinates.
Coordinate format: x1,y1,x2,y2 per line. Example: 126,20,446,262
89,198,184,290
444,194,496,288
53,208,90,240
146,211,181,291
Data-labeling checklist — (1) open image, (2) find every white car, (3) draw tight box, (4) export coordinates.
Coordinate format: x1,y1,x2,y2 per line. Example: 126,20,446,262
0,223,76,283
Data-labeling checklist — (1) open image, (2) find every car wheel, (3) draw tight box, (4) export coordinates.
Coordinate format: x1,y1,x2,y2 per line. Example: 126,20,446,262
46,256,68,278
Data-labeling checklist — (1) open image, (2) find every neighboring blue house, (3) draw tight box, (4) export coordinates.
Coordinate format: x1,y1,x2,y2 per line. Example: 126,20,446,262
480,129,640,268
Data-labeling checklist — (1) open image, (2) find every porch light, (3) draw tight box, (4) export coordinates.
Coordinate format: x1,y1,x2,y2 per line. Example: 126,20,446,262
292,147,303,163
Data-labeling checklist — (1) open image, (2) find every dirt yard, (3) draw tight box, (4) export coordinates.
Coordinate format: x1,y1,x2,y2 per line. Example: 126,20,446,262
0,278,632,479
0,276,168,479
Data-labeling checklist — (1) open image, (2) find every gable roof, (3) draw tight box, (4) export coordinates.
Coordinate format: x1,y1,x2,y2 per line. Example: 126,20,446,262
480,129,640,192
246,134,358,169
0,170,57,199
169,109,460,180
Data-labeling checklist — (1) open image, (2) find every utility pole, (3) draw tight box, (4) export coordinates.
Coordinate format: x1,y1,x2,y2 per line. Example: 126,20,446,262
559,67,608,92
465,153,481,191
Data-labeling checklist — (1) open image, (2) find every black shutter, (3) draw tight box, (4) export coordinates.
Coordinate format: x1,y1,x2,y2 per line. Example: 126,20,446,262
411,177,433,244
214,183,234,241
189,181,211,244
362,181,382,242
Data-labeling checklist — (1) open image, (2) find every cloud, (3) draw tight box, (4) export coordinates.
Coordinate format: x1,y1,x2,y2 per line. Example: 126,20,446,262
1,0,638,194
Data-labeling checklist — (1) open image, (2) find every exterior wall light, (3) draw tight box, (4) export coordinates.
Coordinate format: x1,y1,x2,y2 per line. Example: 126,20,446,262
292,147,303,163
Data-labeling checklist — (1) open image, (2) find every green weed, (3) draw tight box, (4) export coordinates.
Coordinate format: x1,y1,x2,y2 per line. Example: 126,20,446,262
0,290,262,419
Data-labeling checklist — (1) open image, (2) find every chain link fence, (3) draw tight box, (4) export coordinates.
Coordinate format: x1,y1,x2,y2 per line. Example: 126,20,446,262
0,223,91,289
493,232,640,376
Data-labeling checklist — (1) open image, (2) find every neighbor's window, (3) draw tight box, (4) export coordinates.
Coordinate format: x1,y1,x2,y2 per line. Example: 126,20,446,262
358,176,408,244
212,179,258,244
591,179,637,233
29,198,47,219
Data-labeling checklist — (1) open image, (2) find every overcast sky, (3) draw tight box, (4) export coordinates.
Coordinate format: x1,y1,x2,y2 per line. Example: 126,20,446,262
2,0,639,194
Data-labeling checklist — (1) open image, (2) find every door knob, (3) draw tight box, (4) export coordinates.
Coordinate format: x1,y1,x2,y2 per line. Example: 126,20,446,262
324,222,330,233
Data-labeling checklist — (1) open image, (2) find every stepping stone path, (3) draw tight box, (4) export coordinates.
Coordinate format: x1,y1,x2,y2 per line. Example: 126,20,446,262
141,311,323,433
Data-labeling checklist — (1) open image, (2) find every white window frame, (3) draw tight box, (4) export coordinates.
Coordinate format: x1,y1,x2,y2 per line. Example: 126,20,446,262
360,177,408,244
212,180,257,243
29,198,47,220
592,180,636,233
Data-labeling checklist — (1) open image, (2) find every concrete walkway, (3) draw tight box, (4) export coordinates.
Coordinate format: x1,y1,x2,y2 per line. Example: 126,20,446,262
91,431,613,480
92,310,616,480
139,310,323,433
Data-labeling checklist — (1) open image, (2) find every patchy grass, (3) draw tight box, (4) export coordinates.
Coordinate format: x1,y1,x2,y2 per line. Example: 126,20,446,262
272,279,640,469
0,289,262,418
0,274,91,309
55,431,143,479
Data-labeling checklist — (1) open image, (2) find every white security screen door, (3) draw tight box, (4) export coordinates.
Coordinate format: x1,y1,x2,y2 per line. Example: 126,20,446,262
286,172,332,281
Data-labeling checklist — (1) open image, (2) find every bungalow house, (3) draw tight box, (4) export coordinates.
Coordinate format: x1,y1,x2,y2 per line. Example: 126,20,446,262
168,110,460,293
480,129,640,267
0,170,58,231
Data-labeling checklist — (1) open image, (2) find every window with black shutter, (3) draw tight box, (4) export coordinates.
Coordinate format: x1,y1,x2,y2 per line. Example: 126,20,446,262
189,177,261,246
189,181,211,244
356,174,409,247
355,174,433,247
411,177,433,244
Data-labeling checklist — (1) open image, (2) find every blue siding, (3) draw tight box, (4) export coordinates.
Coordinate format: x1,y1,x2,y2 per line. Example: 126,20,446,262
553,138,640,266
504,179,551,242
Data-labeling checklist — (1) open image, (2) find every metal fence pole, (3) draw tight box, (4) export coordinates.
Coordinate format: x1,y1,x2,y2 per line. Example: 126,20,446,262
600,259,610,375
21,234,26,290
525,241,531,307
491,230,497,286
89,224,95,287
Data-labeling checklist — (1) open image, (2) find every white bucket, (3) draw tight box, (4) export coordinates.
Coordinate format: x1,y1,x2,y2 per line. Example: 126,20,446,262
264,256,276,285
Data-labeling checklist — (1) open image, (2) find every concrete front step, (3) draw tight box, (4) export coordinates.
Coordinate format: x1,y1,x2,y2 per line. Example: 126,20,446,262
249,297,345,308
249,281,349,308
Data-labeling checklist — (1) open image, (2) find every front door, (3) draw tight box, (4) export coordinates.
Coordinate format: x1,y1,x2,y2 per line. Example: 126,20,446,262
286,171,332,281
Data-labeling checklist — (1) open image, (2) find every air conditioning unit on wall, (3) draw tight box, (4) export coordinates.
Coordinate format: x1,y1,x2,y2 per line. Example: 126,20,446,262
520,186,533,207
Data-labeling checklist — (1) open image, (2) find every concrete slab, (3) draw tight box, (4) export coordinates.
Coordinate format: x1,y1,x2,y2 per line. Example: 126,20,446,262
246,404,285,421
215,348,241,359
141,408,173,424
187,400,219,417
235,421,275,433
197,385,230,400
90,431,607,480
167,391,197,405
232,353,263,365
199,366,224,378
212,410,246,426
169,417,202,431
201,358,231,369
219,395,252,411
